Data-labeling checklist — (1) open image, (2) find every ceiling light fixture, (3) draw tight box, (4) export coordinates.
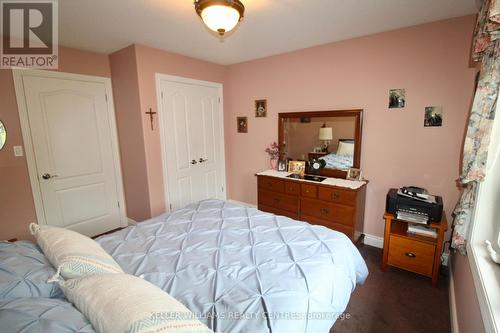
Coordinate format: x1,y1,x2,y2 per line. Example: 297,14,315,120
194,0,245,36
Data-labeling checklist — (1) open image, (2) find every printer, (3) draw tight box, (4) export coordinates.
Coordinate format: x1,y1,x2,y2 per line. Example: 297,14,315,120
386,187,443,224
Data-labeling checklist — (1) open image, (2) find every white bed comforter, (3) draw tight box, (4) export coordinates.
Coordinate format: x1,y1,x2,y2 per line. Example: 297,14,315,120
97,199,368,333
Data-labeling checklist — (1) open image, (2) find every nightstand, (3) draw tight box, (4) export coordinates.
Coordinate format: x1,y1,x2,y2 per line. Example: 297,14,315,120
308,152,328,160
381,212,448,287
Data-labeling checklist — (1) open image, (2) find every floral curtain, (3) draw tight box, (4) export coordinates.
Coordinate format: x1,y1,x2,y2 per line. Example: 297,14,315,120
452,0,500,254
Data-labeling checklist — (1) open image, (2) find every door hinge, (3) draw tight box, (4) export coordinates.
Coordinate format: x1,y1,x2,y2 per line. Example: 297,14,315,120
169,203,172,211
221,185,224,192
218,97,221,103
117,201,120,208
105,94,108,102
161,91,164,99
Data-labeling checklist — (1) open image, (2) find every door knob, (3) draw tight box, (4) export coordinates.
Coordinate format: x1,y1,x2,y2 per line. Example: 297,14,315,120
191,160,198,165
42,173,58,180
199,158,208,163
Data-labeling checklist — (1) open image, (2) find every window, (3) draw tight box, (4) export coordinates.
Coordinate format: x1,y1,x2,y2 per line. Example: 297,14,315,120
468,101,500,333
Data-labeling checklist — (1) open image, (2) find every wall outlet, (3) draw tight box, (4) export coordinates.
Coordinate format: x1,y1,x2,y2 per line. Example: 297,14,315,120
13,146,24,157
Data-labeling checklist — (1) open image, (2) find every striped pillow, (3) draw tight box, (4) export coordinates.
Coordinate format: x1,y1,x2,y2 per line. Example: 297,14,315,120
59,274,212,333
29,223,123,280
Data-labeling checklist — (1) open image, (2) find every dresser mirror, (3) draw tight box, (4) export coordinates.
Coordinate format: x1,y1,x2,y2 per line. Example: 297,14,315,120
278,110,363,178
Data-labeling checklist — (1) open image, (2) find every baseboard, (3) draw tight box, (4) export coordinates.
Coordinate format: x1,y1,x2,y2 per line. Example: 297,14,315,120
362,233,384,248
449,261,459,333
227,200,257,208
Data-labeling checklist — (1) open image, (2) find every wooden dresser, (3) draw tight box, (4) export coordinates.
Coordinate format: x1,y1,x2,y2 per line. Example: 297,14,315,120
256,172,367,242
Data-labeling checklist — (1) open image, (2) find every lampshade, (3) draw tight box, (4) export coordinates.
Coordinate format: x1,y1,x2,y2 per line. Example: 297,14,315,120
319,127,333,141
195,0,245,36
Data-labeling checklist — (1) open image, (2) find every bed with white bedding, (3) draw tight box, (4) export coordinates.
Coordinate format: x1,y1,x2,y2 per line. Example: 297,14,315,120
319,152,353,170
97,199,368,333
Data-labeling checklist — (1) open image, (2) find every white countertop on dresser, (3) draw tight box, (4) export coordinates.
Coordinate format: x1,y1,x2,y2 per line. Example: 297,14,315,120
256,170,366,190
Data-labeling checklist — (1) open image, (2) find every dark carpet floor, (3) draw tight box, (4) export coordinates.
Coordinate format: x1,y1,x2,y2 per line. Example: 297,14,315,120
331,245,450,333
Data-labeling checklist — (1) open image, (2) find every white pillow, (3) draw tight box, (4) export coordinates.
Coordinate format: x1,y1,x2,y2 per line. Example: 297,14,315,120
29,223,123,280
336,141,355,156
59,274,212,333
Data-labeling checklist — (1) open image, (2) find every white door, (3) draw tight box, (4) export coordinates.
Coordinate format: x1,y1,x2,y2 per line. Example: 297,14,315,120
14,70,127,236
157,75,226,211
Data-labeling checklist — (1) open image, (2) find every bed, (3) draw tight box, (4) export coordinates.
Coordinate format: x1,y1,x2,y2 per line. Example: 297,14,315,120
0,241,95,333
96,199,368,332
319,152,353,170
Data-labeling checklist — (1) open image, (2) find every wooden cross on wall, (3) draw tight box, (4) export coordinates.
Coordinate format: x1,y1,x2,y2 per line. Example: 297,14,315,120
145,108,157,131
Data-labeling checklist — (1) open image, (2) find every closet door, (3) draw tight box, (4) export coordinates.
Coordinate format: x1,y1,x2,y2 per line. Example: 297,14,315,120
157,75,226,211
13,69,127,236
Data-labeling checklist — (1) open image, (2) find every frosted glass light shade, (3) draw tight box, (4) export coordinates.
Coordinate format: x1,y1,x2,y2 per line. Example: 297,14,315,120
201,5,240,35
319,127,333,141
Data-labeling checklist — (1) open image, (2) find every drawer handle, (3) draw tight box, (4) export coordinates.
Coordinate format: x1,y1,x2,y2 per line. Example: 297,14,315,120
273,198,280,204
405,252,416,258
267,182,273,187
320,208,330,215
331,192,340,200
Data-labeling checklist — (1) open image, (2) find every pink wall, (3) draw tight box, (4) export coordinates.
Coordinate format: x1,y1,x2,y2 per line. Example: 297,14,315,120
109,45,151,221
0,43,111,240
225,16,476,238
132,44,228,216
452,254,485,333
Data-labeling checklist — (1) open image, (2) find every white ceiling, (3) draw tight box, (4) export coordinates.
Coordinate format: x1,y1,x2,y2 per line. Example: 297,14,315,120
58,0,478,65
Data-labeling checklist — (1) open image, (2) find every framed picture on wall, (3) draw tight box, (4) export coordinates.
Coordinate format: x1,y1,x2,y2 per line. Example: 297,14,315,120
424,106,443,127
237,117,248,133
255,99,267,118
388,89,405,108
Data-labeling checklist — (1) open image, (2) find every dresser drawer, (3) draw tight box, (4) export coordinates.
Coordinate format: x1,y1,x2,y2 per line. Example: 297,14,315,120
258,190,298,214
285,181,300,196
301,184,317,198
258,177,284,193
388,236,435,277
300,214,355,240
318,187,356,206
300,198,354,226
259,204,299,220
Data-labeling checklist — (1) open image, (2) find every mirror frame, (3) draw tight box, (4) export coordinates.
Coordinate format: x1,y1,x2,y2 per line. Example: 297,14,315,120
278,109,363,179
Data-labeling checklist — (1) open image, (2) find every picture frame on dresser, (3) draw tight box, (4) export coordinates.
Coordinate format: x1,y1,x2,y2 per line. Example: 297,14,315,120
277,160,287,172
347,168,363,181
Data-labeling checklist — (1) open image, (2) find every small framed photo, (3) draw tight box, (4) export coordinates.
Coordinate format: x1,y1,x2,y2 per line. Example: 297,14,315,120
288,160,306,177
277,160,287,172
346,168,363,181
237,117,248,133
389,88,405,108
255,99,267,118
424,106,443,127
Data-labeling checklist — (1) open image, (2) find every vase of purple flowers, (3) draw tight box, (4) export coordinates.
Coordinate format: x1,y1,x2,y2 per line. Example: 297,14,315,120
265,142,280,170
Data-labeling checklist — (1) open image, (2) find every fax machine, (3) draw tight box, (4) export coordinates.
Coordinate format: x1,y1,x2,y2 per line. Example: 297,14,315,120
386,187,443,224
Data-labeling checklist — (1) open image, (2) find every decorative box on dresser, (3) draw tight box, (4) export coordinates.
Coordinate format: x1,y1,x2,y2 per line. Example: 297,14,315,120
256,170,367,243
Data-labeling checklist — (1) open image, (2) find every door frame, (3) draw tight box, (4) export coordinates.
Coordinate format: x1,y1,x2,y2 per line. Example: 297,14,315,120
155,73,227,213
12,68,128,228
